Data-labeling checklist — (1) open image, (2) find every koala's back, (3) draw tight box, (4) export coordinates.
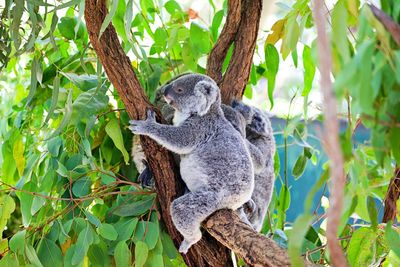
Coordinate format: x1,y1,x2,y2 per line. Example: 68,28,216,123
180,113,254,207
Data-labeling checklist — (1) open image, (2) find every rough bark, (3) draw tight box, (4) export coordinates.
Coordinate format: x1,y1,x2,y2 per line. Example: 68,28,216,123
369,4,400,46
84,1,230,266
206,0,262,104
206,0,242,85
382,167,400,223
312,1,348,266
84,0,296,266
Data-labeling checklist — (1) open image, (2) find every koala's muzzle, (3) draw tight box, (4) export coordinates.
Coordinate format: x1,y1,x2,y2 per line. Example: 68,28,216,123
163,84,174,104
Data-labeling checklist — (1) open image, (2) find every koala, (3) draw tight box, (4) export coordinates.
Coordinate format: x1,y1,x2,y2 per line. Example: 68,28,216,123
129,74,254,253
232,101,275,232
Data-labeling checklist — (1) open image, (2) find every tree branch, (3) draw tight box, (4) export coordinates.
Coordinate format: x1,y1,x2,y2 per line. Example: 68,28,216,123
84,1,230,266
206,0,241,85
84,1,299,266
312,0,348,266
206,0,262,104
369,4,400,47
382,167,400,223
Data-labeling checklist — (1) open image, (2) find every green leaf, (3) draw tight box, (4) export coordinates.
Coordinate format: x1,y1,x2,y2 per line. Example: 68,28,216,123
37,238,63,267
302,45,315,96
190,22,211,54
211,10,224,41
144,251,163,267
72,177,92,197
160,231,178,259
265,44,279,109
9,230,26,253
72,87,109,120
54,0,81,11
61,72,98,91
87,242,111,267
135,241,148,267
98,224,118,241
44,75,60,125
105,119,130,164
115,218,138,242
389,127,400,163
17,182,34,227
125,0,134,43
11,0,24,50
85,211,101,227
100,171,116,185
58,17,84,40
99,0,119,39
288,214,313,267
112,196,155,217
164,0,182,14
134,221,159,250
47,137,63,157
347,227,377,266
47,89,73,140
332,0,350,64
31,196,46,215
366,196,378,230
12,135,25,177
292,155,307,178
281,16,299,59
25,244,44,267
72,223,94,265
114,241,131,267
26,57,38,107
0,195,16,236
277,185,290,230
385,222,400,259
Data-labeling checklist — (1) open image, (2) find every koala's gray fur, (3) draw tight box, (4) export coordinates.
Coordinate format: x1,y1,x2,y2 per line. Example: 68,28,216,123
232,101,275,232
129,74,254,253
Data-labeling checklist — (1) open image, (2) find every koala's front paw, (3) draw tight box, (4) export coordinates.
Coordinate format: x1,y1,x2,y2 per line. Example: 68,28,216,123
129,109,156,135
129,120,149,135
179,239,195,254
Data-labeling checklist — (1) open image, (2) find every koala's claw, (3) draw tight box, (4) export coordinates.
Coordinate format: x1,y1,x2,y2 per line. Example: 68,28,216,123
146,109,156,121
178,240,194,254
129,120,147,135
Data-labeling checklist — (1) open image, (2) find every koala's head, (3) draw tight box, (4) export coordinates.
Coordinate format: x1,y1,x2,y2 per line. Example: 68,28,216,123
161,73,220,116
247,111,267,135
231,100,255,124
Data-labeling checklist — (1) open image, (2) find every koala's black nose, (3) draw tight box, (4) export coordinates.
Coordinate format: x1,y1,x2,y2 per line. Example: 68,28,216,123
163,84,172,96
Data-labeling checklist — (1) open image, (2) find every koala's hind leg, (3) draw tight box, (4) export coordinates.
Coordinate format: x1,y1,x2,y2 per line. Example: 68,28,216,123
170,190,221,254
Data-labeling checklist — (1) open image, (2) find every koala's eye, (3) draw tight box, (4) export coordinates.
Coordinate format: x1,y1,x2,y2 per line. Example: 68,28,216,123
175,87,184,94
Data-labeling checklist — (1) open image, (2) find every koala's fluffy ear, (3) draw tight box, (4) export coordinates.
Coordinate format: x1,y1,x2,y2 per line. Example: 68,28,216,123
194,80,219,116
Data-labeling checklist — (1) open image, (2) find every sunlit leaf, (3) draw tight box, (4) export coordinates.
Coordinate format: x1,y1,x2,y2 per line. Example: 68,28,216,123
99,0,119,39
114,241,131,267
302,45,315,96
135,241,148,267
265,44,279,109
105,119,130,164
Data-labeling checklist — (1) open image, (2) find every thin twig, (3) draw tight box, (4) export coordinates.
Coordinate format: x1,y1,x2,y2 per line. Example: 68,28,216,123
312,0,348,266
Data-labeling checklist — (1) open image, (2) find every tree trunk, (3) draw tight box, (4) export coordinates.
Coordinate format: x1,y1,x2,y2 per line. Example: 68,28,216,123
84,0,303,266
207,0,262,104
382,167,400,223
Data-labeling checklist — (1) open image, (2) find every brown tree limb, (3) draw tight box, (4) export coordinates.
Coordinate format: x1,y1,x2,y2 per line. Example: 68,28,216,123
312,1,348,266
206,0,242,85
220,0,262,104
382,167,400,223
206,0,262,104
84,1,297,266
84,1,230,266
369,4,400,47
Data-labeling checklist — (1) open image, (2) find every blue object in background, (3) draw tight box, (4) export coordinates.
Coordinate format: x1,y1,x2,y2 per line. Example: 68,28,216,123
271,117,370,223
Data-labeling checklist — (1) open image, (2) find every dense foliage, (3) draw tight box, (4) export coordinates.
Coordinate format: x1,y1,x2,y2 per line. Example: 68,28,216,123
0,0,399,266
